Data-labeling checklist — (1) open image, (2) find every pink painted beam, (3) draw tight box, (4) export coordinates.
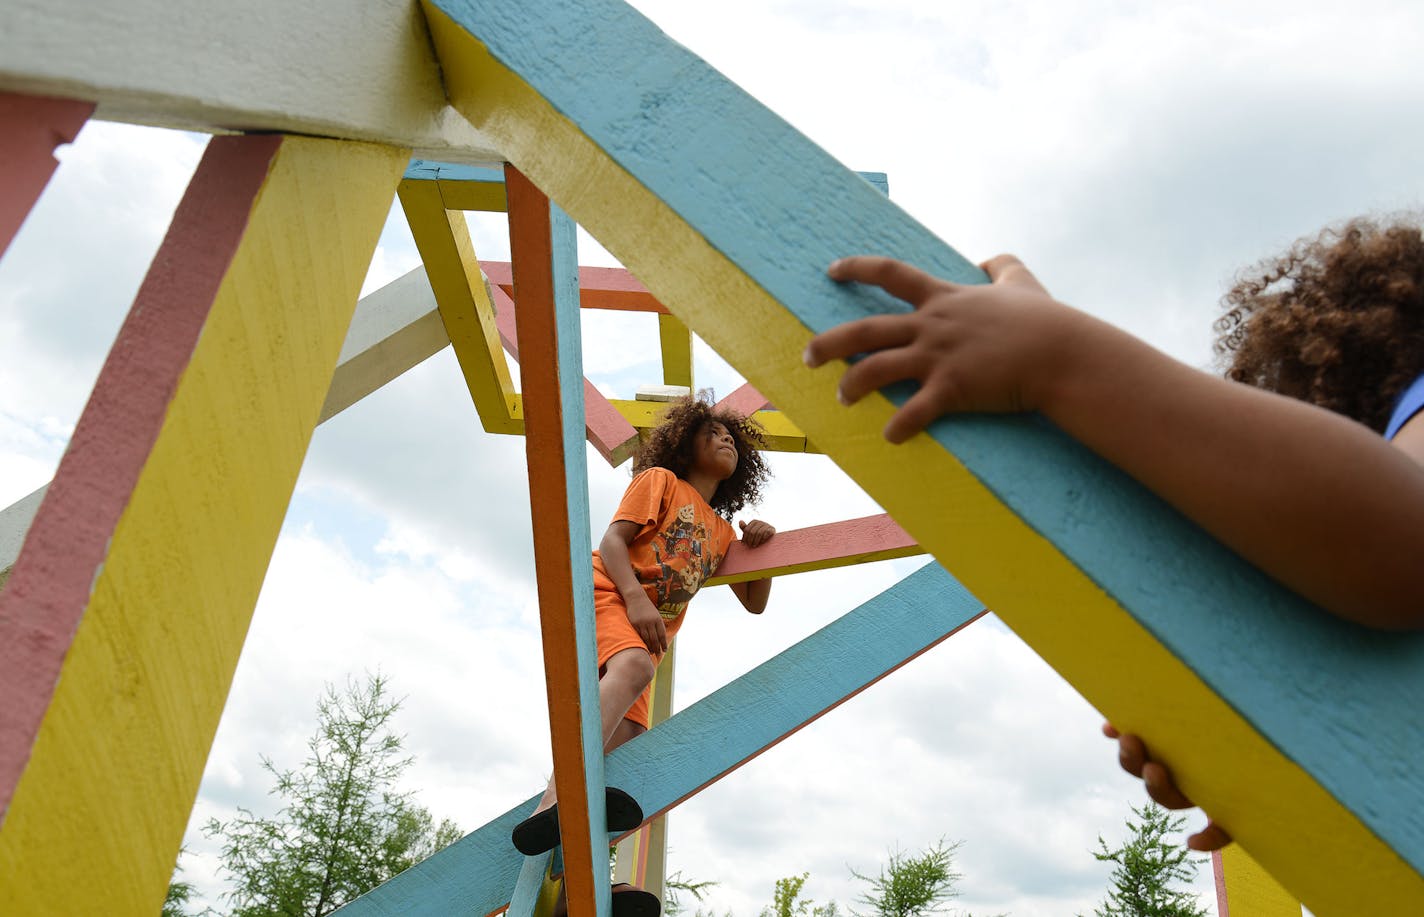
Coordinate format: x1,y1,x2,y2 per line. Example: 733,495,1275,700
488,278,641,466
715,382,771,417
707,513,922,585
0,92,94,257
482,259,667,313
0,135,281,816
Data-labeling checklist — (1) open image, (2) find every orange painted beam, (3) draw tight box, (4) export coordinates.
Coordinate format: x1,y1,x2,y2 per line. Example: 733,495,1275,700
507,165,608,917
487,277,641,466
707,513,922,585
0,91,93,256
482,259,667,313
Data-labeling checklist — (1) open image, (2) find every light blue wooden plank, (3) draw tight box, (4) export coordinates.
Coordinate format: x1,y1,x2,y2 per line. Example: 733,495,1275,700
331,563,983,916
855,171,889,196
428,0,1424,877
507,851,553,917
403,159,506,184
545,198,612,917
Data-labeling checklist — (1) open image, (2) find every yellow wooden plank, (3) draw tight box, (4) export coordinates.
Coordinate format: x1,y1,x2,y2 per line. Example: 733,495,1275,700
0,136,407,916
398,178,522,434
657,313,693,388
1220,846,1302,916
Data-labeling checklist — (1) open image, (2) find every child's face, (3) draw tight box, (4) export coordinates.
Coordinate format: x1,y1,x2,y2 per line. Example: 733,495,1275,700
691,420,739,480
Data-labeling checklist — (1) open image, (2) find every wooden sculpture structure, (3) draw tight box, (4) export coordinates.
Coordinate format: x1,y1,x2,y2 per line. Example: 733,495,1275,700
2,2,1421,916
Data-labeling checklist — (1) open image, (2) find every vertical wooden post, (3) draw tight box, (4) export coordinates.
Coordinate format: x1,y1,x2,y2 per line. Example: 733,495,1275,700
507,164,610,917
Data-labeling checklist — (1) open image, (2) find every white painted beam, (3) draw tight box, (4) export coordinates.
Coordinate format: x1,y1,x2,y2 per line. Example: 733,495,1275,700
0,0,502,162
2,267,453,587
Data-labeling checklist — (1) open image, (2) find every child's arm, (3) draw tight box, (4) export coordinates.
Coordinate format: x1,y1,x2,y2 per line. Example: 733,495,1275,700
599,521,669,653
804,255,1424,630
729,519,775,613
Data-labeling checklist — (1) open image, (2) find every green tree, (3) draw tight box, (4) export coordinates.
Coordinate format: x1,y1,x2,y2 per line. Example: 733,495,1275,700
664,870,719,917
1088,803,1208,917
761,873,839,917
850,840,963,917
203,674,460,917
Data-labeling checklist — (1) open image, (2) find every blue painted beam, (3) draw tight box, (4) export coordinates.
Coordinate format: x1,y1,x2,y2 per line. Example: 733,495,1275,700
418,3,1424,910
331,563,985,916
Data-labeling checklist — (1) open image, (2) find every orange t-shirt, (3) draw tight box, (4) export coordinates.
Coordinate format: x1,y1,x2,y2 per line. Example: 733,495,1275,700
592,467,736,632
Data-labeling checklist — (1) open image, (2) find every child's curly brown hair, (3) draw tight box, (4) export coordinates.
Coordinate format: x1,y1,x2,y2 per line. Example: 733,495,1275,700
1214,216,1424,432
632,393,771,518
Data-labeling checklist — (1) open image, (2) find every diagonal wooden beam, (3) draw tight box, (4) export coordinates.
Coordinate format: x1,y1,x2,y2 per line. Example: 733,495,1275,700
0,90,92,256
0,133,406,915
332,563,984,917
419,3,1424,912
706,513,920,585
506,165,610,917
483,259,667,313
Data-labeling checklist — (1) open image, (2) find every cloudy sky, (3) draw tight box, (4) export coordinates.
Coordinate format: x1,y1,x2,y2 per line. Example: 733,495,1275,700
5,0,1424,913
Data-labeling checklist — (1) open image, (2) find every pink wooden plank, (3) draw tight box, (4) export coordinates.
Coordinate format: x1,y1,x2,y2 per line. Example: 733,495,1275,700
716,382,771,417
1214,850,1230,916
710,513,920,583
0,92,94,257
0,135,283,816
483,259,668,313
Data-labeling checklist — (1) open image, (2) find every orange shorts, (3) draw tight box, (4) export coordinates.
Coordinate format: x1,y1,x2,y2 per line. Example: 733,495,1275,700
594,587,683,729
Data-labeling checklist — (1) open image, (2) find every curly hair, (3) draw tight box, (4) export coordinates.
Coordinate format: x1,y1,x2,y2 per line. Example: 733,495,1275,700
1213,216,1424,433
631,393,771,518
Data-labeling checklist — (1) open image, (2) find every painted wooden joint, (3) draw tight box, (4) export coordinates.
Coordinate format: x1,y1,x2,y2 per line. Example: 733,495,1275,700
707,513,921,585
506,164,609,917
0,90,93,257
405,159,509,211
483,260,668,313
487,279,639,465
398,178,523,434
715,382,772,418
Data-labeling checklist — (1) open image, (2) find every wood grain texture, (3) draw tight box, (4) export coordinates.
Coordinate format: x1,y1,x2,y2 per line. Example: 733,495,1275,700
657,313,693,388
421,2,1424,911
507,165,610,917
1214,846,1303,916
0,0,497,160
484,260,667,313
332,563,984,917
400,177,522,432
0,90,92,255
707,513,921,585
0,134,406,915
716,382,771,417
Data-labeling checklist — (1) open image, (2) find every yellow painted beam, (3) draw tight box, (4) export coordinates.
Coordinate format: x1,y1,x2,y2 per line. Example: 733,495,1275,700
657,313,693,388
398,178,523,434
0,135,405,915
1216,846,1302,917
610,400,815,454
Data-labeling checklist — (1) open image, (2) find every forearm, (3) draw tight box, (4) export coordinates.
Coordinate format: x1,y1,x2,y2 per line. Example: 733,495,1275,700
741,576,772,614
598,530,650,607
1040,317,1424,628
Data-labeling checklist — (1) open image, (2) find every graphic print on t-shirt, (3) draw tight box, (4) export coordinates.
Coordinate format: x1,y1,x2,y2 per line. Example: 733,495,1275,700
646,503,715,620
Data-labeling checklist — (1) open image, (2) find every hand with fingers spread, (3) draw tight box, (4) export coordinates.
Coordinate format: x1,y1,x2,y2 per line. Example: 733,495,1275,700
1103,723,1232,851
804,254,1107,443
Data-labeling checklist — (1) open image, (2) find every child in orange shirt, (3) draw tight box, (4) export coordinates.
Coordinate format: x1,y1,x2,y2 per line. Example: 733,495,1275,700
512,395,775,909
